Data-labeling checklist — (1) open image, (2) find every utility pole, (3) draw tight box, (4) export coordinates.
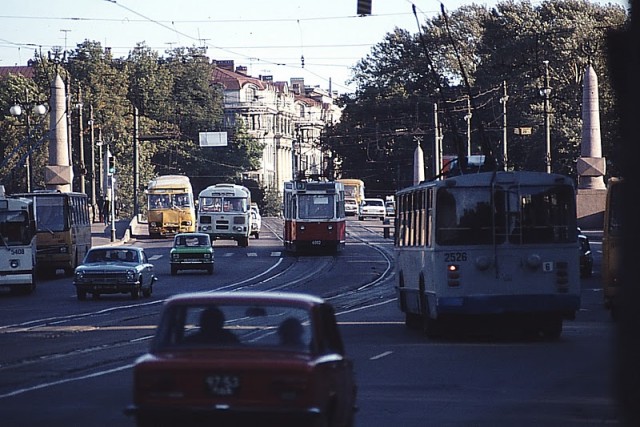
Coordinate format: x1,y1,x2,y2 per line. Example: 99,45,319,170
77,87,85,194
433,102,442,178
464,96,472,157
133,106,139,218
89,105,96,221
500,81,509,170
542,60,552,174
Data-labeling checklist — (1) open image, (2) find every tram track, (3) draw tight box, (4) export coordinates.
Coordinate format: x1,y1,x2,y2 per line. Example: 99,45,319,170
0,217,396,399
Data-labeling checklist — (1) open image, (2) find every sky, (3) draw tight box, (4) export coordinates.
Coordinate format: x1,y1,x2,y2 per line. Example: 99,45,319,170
0,0,629,94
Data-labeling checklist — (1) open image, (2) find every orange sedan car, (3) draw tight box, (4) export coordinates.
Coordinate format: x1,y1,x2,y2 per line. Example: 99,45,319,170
125,291,358,427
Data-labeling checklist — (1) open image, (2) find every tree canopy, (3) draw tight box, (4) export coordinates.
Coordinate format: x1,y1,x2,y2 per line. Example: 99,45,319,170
0,42,263,217
324,0,628,196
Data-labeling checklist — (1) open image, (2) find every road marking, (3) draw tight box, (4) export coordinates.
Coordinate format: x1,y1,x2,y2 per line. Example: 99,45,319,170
271,252,281,257
248,253,257,257
370,351,393,360
148,255,162,261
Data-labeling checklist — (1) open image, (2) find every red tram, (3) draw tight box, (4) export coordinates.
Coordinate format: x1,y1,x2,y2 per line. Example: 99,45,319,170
283,179,346,253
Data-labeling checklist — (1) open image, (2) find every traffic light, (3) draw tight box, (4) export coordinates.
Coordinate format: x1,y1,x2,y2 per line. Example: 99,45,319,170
105,149,115,176
357,0,371,15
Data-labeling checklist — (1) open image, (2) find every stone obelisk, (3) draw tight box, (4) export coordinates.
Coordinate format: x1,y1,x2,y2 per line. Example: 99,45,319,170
44,74,72,192
576,64,607,228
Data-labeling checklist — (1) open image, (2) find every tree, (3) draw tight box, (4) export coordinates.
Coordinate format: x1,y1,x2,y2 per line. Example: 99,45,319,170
325,0,628,193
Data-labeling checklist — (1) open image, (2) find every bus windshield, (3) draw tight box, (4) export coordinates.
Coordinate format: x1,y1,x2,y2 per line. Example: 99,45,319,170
436,184,575,246
34,197,67,232
200,197,246,213
0,211,32,245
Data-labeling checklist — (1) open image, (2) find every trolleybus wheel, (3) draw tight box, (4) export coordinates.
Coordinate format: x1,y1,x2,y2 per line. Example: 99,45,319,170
540,315,563,340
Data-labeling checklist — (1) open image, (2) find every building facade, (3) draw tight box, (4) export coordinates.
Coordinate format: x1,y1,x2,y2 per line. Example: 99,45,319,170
212,60,341,194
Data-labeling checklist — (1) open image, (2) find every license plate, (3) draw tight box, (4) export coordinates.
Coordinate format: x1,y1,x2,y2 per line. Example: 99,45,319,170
311,240,321,245
205,374,240,396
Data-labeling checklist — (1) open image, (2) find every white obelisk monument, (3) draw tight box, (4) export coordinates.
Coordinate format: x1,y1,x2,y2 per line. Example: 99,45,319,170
44,74,72,192
576,64,607,228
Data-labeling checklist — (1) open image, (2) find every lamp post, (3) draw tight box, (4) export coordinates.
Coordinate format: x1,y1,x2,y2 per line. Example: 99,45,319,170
464,95,472,157
540,60,552,174
10,90,47,192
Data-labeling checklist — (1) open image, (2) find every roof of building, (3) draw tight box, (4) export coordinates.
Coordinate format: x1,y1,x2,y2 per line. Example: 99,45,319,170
212,65,268,91
0,65,35,79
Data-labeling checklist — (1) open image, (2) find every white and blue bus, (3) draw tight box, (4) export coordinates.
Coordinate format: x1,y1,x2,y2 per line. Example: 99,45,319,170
0,186,37,294
394,171,580,339
197,183,252,247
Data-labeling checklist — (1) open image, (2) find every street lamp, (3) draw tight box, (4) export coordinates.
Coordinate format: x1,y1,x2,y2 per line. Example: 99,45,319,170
9,91,47,192
540,60,552,174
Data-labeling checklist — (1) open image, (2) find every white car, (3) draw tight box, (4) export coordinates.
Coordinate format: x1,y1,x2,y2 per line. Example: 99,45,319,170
359,198,386,221
345,199,359,216
250,208,261,239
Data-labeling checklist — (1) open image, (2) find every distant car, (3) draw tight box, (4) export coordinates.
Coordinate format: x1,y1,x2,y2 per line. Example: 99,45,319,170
170,232,214,275
125,291,358,427
345,199,359,216
385,200,395,217
579,232,593,278
73,246,157,300
358,198,386,221
250,209,261,239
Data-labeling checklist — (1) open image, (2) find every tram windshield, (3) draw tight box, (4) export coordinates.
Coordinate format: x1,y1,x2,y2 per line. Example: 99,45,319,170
298,194,335,219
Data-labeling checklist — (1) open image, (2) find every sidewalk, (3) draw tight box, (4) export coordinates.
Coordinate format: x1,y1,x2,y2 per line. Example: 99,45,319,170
91,216,148,247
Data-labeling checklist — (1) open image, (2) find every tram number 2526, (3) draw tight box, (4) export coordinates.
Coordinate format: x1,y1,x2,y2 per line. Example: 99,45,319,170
444,252,467,262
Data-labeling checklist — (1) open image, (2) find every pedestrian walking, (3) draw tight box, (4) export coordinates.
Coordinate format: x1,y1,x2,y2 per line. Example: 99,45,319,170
103,198,110,225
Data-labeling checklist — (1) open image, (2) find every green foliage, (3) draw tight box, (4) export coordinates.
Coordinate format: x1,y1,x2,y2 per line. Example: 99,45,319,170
260,186,283,217
326,0,628,194
0,40,263,218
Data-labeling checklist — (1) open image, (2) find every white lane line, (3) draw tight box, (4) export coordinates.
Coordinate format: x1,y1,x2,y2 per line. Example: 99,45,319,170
370,351,393,361
0,364,134,399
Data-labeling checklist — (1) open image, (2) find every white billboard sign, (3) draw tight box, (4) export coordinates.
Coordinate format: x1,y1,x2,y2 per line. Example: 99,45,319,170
199,132,228,147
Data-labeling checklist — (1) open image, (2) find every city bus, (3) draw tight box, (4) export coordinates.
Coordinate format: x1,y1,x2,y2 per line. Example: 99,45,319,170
197,183,252,247
336,178,365,216
146,175,196,238
283,179,346,254
13,190,91,277
602,177,624,319
394,171,580,340
0,186,37,294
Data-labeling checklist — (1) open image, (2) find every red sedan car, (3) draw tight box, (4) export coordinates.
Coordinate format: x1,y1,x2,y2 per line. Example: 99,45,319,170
125,291,357,427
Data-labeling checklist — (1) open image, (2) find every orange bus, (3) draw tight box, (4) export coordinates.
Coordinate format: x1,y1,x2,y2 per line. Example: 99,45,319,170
146,175,196,238
602,177,624,319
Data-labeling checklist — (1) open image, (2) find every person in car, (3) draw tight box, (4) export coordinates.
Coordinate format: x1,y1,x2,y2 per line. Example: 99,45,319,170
186,306,238,344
